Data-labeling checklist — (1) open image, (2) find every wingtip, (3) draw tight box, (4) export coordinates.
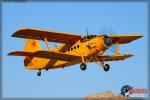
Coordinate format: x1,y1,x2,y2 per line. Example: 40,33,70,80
137,34,144,37
7,51,19,56
11,34,15,37
11,28,29,37
130,54,134,57
7,52,13,56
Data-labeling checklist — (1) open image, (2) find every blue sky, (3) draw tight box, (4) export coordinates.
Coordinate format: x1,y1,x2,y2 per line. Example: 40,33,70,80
2,2,148,98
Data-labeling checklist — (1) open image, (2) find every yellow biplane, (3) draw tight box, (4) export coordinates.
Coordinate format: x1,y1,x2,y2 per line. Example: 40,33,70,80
8,28,143,76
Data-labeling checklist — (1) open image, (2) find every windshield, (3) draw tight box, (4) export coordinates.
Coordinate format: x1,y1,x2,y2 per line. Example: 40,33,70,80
80,35,96,42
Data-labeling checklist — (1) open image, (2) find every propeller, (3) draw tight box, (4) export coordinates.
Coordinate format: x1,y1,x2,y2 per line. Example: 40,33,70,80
97,26,119,54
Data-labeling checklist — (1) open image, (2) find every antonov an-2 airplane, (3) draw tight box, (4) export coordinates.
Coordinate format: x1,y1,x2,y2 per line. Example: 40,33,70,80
8,28,143,76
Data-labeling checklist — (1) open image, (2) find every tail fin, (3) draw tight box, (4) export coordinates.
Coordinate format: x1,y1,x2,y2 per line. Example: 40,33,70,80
8,39,46,69
24,39,43,52
24,39,46,69
8,39,43,56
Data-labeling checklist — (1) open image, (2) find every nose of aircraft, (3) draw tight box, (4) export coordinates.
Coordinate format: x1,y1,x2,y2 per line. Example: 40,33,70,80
103,35,112,47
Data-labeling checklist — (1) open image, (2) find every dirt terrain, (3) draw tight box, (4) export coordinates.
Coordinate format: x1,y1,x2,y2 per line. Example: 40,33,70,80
84,91,126,100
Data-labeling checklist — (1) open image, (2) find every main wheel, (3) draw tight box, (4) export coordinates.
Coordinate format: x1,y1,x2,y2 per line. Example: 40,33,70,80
103,64,110,71
80,63,87,71
37,71,41,76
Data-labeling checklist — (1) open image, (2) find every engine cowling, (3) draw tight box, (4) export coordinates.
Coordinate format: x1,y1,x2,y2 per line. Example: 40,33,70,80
96,35,112,54
103,35,112,47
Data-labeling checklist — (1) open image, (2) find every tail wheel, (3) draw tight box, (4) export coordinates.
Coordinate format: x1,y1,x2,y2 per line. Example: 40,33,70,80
37,70,41,76
80,63,87,71
103,64,110,71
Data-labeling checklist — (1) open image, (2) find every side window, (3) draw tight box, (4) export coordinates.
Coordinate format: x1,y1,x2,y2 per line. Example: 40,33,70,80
68,48,70,52
68,45,79,52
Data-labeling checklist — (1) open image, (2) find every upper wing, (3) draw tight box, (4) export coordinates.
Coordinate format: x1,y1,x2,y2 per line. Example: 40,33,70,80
12,28,82,44
89,54,133,62
108,34,143,44
8,51,81,61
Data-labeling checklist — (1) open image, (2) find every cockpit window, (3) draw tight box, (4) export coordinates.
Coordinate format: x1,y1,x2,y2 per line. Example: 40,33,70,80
80,35,96,42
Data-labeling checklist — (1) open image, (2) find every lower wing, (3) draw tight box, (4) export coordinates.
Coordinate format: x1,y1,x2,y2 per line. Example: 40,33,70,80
87,54,134,62
8,51,81,62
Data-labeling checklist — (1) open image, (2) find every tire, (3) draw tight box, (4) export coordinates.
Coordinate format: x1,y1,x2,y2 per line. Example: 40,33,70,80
37,71,41,76
104,64,110,71
80,63,87,71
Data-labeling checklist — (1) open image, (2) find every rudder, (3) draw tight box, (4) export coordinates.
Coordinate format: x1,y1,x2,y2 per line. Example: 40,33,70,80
24,39,43,52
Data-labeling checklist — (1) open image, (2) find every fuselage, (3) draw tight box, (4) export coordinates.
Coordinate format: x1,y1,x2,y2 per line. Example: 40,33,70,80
25,35,112,70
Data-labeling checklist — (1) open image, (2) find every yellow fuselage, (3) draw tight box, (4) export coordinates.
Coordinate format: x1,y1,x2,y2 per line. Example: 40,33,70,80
25,36,109,70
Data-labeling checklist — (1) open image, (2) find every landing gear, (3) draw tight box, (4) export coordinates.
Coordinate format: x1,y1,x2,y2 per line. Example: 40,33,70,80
97,59,110,72
103,64,110,71
37,70,41,76
80,63,87,71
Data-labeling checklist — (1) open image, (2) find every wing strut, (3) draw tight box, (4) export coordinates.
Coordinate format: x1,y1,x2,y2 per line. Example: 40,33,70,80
44,37,51,50
116,41,119,55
